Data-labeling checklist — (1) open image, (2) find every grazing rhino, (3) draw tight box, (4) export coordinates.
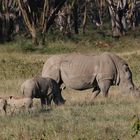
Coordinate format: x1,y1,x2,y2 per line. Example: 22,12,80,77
42,52,135,98
21,77,65,108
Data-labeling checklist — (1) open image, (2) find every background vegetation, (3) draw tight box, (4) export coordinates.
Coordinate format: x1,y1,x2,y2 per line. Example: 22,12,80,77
0,0,140,140
1,0,140,45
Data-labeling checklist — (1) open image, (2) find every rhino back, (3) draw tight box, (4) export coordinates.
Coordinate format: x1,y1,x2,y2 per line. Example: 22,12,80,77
42,55,66,83
60,54,117,90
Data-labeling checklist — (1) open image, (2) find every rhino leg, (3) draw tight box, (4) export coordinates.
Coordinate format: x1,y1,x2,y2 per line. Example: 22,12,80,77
46,94,53,106
40,98,46,109
58,88,66,104
98,80,111,97
52,87,66,105
92,90,101,98
92,86,101,99
53,94,65,105
26,99,33,109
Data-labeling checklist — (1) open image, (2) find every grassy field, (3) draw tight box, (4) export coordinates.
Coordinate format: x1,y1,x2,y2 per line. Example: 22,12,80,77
0,32,140,140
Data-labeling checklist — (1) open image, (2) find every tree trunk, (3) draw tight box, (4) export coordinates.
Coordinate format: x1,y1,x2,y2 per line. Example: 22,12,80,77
107,0,128,37
41,0,49,45
96,0,103,25
73,0,79,34
17,0,38,45
45,0,67,32
82,1,87,34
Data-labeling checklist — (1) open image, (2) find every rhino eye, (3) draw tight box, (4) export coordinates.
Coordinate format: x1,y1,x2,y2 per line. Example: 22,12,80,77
125,66,130,72
125,68,129,72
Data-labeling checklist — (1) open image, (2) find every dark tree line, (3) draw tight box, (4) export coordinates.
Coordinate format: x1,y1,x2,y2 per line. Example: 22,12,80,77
0,0,140,45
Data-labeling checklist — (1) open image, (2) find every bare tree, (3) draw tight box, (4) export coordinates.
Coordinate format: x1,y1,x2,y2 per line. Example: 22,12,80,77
126,0,137,30
55,0,77,36
0,0,19,41
17,0,67,46
82,0,88,34
72,0,79,34
1,0,140,44
106,0,128,37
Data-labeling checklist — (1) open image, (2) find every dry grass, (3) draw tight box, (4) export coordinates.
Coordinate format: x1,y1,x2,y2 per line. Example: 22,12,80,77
0,39,140,139
0,88,140,140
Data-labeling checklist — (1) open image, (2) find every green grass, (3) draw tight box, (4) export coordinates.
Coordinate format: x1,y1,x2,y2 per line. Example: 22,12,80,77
0,31,140,139
1,26,140,54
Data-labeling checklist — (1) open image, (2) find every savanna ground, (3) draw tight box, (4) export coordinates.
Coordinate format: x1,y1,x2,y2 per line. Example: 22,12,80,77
0,28,140,140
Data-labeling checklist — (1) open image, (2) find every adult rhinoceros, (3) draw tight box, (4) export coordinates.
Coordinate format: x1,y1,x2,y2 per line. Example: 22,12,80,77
42,52,135,98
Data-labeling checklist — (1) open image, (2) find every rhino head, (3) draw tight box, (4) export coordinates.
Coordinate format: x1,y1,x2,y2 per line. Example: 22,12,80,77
118,63,134,93
109,53,135,94
117,62,140,97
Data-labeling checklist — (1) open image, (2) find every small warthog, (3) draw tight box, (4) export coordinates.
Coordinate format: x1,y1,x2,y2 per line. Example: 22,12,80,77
21,77,65,108
7,96,33,114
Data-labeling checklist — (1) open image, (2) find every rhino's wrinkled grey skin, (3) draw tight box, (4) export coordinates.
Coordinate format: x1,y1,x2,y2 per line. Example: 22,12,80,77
42,52,135,98
21,77,65,108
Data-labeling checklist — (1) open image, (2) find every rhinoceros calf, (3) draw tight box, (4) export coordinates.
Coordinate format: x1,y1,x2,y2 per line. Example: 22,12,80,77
7,96,33,114
21,77,65,108
42,52,136,99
